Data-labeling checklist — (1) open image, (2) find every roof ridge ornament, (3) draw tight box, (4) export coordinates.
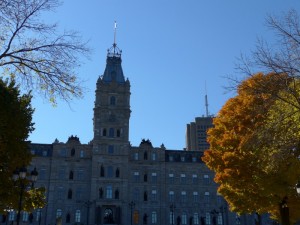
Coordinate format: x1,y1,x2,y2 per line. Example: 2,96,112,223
107,21,122,58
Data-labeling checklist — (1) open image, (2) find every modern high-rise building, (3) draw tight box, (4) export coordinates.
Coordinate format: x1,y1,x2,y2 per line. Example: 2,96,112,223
2,41,260,225
186,117,213,152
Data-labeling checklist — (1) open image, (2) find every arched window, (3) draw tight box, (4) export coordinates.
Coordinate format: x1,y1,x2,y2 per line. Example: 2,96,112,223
117,129,121,137
102,129,107,136
109,128,114,137
116,168,120,178
144,152,148,160
67,189,72,199
71,148,75,156
69,171,73,180
110,96,116,105
1,215,6,223
115,189,119,199
28,213,33,223
144,213,148,224
99,188,103,199
144,191,148,201
144,174,148,182
66,213,70,223
100,165,105,177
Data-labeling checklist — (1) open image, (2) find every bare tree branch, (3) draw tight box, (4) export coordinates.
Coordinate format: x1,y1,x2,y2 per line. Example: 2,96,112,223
0,0,90,104
233,9,300,111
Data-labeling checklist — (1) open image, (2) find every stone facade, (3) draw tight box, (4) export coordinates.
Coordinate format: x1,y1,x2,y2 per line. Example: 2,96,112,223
1,43,261,225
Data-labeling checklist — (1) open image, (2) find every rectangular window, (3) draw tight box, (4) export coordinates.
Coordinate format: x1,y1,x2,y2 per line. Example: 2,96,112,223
169,191,174,202
169,156,174,161
181,156,185,162
180,174,186,184
203,174,210,185
181,191,187,202
192,157,197,162
169,174,174,184
77,169,84,180
76,188,82,200
134,152,139,160
151,190,157,201
80,150,84,158
22,212,28,222
152,153,157,161
193,192,199,202
106,185,113,199
151,173,157,183
133,188,139,202
151,211,157,224
58,168,65,180
182,213,187,225
36,210,42,222
218,213,223,225
56,209,62,219
192,174,197,184
108,145,114,154
60,149,67,157
57,187,64,200
194,213,199,225
206,212,211,225
133,172,140,182
204,192,210,203
75,210,81,223
107,166,113,178
9,211,15,221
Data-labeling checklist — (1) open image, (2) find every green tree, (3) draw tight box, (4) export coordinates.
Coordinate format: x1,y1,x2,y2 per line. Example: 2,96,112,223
0,0,89,104
0,78,45,212
202,73,300,224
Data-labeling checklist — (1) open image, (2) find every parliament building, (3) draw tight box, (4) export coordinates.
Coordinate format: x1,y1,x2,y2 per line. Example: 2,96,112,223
4,41,262,225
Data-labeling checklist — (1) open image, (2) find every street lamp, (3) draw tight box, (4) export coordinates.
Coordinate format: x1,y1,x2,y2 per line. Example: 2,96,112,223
13,167,38,225
129,201,135,225
170,203,176,225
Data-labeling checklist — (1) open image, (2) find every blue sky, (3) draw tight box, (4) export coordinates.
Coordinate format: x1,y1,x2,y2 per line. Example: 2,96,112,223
29,1,300,149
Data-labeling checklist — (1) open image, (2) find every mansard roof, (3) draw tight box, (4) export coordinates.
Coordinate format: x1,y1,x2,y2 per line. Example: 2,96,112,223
100,43,126,84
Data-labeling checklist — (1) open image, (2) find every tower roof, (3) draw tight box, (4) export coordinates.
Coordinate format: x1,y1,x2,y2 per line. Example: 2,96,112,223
100,22,125,84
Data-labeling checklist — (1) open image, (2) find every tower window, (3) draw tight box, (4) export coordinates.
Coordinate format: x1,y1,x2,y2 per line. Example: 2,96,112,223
66,213,70,223
110,96,116,105
100,165,105,177
99,188,103,199
117,129,121,137
69,171,73,180
109,128,114,137
116,168,120,178
102,129,107,136
115,189,119,199
71,148,75,156
67,189,72,199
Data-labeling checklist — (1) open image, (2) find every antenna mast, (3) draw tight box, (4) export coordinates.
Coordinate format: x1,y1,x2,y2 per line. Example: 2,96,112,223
113,21,117,54
205,82,209,117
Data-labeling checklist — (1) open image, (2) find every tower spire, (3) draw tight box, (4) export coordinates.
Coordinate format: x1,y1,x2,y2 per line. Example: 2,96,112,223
107,21,122,58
